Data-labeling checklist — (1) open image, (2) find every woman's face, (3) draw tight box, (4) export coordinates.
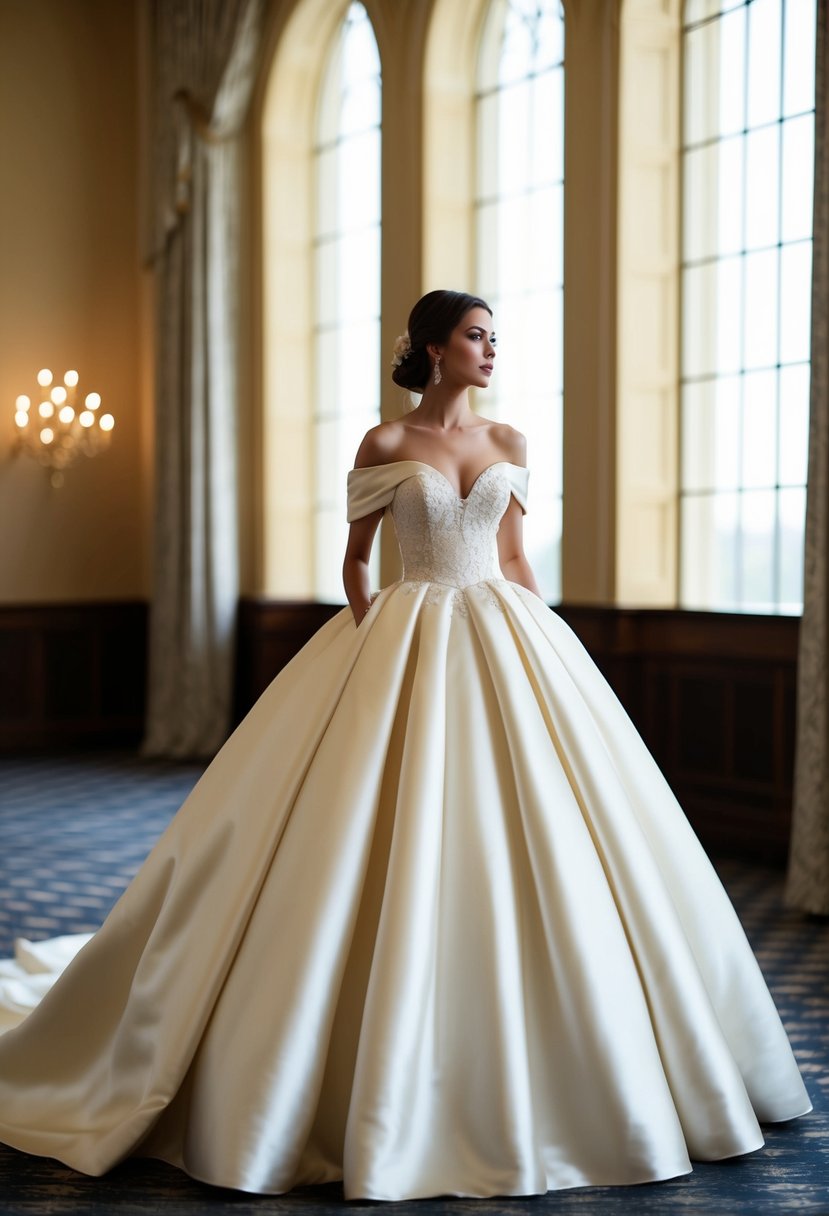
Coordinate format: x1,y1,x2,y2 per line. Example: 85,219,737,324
435,307,496,390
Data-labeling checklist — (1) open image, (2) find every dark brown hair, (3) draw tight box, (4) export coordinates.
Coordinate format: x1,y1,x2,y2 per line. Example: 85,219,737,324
391,289,492,393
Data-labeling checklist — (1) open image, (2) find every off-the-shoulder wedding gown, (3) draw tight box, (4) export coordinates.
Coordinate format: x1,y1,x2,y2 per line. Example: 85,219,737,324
0,460,811,1200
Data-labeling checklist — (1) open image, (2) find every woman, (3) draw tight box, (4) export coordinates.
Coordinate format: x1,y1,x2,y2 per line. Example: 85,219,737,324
0,290,812,1201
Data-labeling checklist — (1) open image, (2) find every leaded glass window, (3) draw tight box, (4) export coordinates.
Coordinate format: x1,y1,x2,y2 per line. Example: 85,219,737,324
680,0,816,613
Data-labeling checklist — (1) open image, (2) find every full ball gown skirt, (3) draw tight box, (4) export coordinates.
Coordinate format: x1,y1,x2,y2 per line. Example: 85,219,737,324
0,460,811,1201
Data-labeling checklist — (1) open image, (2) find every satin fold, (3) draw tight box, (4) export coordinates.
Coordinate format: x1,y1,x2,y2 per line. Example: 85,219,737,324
0,579,811,1199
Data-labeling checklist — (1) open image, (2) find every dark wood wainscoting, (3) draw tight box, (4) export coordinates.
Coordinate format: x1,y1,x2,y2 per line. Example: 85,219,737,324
0,602,147,751
556,606,799,866
233,598,342,721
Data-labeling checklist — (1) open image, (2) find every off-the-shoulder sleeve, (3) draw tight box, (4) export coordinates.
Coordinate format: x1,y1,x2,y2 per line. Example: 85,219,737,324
346,464,408,522
505,464,530,514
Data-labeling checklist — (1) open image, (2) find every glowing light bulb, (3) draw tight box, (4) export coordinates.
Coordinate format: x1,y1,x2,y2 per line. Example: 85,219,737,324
50,386,67,405
58,405,75,424
14,411,29,428
85,391,101,409
64,370,79,387
15,394,31,411
37,369,53,388
79,411,95,428
41,428,54,444
99,413,114,432
38,401,54,418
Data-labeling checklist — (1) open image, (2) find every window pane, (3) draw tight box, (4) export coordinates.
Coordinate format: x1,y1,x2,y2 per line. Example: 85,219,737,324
477,91,499,201
744,125,779,251
778,487,806,612
716,137,744,256
525,494,561,604
781,115,815,243
314,506,346,602
718,5,747,137
741,370,777,488
682,377,741,491
684,20,719,145
532,68,564,186
740,489,776,610
681,492,739,610
783,0,816,117
746,0,782,130
339,130,381,230
716,257,744,373
743,249,778,369
778,363,810,486
779,241,813,365
528,187,562,290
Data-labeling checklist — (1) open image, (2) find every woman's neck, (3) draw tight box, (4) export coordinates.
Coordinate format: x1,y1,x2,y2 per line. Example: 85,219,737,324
411,386,474,431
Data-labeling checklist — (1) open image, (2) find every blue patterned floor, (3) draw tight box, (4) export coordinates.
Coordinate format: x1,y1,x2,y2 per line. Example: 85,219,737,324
0,752,204,951
0,751,827,1214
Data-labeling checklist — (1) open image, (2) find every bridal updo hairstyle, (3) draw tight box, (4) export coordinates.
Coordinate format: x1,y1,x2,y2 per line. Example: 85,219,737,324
391,289,492,393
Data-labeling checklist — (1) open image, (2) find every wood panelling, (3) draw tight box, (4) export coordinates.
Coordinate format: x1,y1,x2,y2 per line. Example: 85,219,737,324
0,602,147,751
234,598,342,720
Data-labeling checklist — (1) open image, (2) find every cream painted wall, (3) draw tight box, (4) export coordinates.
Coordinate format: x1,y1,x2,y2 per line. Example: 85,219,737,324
0,0,150,604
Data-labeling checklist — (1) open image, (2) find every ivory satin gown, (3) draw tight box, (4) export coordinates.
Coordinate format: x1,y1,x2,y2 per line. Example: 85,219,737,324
0,460,812,1201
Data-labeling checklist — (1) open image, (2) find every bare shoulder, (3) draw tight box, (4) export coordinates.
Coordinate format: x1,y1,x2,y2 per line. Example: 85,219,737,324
353,420,407,469
486,421,527,467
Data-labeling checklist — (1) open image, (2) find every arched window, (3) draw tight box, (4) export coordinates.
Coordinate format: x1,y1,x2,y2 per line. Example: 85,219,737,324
313,2,382,600
680,0,816,613
475,0,565,603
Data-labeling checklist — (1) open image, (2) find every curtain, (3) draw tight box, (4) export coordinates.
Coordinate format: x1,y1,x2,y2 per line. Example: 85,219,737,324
142,0,264,758
786,0,829,916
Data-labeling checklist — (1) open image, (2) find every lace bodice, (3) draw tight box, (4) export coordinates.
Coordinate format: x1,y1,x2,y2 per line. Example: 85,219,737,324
346,460,529,589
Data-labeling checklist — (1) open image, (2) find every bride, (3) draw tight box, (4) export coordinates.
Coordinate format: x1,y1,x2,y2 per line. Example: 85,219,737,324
0,290,811,1201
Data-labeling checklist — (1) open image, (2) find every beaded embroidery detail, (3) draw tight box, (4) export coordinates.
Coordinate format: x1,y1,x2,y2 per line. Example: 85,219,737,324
388,465,515,617
399,579,508,618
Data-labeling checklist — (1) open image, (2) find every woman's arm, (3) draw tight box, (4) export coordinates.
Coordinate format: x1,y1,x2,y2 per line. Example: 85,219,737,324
493,427,543,598
343,508,383,625
343,423,399,625
496,496,543,598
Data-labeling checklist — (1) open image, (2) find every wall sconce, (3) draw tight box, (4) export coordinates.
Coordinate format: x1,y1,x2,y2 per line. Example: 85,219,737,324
13,369,115,488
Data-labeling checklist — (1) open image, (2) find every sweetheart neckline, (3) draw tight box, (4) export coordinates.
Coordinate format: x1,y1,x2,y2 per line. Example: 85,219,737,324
354,459,523,503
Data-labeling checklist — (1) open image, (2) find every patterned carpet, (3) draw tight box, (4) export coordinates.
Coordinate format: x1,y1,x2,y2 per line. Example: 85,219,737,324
0,751,827,1215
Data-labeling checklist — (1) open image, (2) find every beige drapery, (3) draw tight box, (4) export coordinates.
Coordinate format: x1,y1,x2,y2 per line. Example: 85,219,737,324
786,0,829,916
142,0,264,758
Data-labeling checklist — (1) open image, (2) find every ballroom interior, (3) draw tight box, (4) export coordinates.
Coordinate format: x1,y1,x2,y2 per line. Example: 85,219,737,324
0,0,826,1212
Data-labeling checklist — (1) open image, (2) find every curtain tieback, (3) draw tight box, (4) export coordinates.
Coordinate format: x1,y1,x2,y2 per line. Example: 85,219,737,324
171,89,234,215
